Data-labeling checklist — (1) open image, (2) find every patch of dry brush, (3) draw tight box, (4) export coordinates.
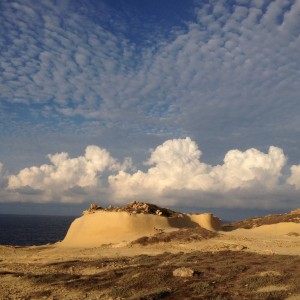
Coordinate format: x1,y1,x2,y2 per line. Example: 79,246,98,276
131,227,219,246
1,251,300,299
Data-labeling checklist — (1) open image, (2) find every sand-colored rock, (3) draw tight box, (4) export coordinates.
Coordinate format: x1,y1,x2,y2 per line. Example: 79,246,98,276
60,210,221,247
173,267,194,277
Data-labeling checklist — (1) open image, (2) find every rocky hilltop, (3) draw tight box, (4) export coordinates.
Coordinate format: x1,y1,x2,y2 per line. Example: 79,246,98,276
84,201,180,217
61,201,222,247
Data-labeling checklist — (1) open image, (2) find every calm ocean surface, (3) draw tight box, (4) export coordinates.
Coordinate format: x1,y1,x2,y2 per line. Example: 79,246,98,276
0,214,77,246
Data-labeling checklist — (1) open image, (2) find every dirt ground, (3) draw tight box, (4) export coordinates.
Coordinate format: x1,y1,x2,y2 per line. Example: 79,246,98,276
1,224,300,300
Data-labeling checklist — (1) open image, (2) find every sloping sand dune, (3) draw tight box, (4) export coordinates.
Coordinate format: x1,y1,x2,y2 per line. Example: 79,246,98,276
60,211,221,247
228,222,300,237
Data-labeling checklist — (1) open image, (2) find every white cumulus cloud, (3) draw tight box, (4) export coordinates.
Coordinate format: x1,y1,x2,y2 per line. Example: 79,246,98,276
2,138,300,209
8,145,130,203
211,146,286,191
0,162,8,188
287,165,300,189
109,138,288,205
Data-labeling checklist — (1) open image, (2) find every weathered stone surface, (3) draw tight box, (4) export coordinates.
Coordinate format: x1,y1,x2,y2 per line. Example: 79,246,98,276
89,204,101,211
173,267,194,277
83,203,103,215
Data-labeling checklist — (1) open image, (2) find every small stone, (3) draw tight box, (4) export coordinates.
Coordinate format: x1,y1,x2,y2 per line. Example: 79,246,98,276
173,267,194,277
88,203,100,211
235,245,247,251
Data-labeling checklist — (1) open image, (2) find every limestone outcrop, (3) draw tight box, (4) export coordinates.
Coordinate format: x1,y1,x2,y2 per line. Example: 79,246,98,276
60,201,222,247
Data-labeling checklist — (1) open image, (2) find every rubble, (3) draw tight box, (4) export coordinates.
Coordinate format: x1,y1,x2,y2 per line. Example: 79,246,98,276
83,201,179,217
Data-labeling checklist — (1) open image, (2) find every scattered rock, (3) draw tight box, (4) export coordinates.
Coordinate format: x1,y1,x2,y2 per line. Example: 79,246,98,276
83,201,179,217
89,203,102,211
290,208,300,214
173,267,194,277
83,204,103,214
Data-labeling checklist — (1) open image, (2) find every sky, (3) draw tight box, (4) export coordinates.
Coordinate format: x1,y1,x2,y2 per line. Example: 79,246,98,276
0,0,300,218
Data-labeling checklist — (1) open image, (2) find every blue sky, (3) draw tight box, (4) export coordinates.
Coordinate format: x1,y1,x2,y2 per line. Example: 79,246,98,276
0,0,300,217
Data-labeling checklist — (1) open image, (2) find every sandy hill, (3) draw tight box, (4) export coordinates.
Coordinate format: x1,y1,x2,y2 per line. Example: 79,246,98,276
1,205,300,299
60,201,222,247
60,202,300,250
223,208,300,231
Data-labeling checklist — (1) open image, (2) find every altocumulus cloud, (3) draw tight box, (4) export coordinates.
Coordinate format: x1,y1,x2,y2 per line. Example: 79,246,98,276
2,138,300,210
1,0,300,143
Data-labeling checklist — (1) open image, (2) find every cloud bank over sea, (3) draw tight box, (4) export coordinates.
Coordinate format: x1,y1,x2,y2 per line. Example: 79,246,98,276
1,138,300,210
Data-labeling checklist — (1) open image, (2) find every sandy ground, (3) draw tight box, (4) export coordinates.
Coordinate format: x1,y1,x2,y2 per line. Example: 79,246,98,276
1,213,300,299
1,223,300,263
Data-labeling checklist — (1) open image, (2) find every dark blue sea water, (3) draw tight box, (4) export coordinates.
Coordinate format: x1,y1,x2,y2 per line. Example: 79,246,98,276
0,214,77,246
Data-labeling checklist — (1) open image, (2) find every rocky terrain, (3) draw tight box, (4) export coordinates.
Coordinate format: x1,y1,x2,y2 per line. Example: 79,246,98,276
223,209,300,231
84,201,180,217
1,204,300,300
1,247,300,300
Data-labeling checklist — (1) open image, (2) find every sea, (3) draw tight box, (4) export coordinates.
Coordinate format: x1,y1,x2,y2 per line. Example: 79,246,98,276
0,214,77,246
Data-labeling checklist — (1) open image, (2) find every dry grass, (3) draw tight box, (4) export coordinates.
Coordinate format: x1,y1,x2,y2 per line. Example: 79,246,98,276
286,232,300,237
2,250,300,299
131,227,219,245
